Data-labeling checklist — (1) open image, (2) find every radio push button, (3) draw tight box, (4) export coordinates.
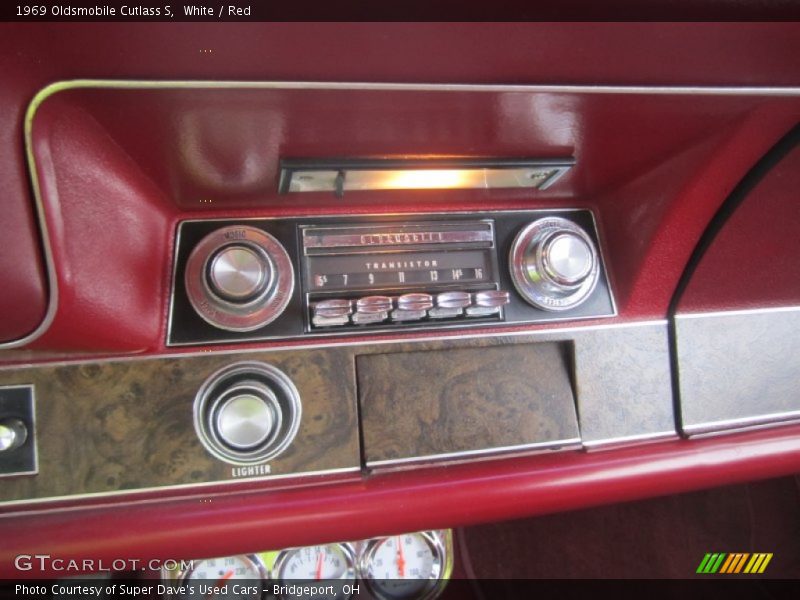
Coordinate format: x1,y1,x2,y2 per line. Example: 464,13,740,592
466,290,510,317
392,293,434,322
312,298,353,327
429,291,471,319
397,293,434,311
353,296,393,325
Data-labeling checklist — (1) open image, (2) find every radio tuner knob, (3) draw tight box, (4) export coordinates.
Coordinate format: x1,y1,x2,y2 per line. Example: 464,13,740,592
184,226,294,332
207,245,271,302
540,232,594,289
509,217,600,311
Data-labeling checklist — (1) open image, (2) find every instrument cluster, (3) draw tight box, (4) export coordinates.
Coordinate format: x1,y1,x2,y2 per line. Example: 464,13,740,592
162,530,452,600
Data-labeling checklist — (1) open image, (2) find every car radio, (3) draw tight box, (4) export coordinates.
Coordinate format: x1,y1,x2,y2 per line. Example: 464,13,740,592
167,210,615,346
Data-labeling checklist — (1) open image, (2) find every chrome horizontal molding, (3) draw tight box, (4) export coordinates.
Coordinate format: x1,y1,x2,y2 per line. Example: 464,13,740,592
0,466,361,510
0,319,668,372
303,229,494,250
682,411,800,438
28,80,800,97
582,430,678,451
675,304,800,320
365,437,582,469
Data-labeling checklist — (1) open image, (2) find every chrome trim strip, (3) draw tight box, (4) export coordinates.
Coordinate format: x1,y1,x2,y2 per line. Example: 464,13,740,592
682,410,800,437
0,465,361,509
9,78,800,350
23,80,800,96
675,305,800,320
303,228,494,249
582,430,677,450
0,319,668,371
365,437,582,469
0,384,38,478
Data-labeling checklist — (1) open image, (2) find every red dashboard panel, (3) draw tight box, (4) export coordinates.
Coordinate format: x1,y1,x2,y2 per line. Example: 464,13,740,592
2,22,800,349
677,143,800,313
17,84,800,353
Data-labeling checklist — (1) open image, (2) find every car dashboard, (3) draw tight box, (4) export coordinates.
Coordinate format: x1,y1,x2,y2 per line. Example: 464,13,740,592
1,21,799,593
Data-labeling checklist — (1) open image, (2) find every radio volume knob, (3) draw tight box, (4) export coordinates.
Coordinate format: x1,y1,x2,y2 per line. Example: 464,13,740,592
185,226,294,332
510,217,600,311
540,233,594,288
208,245,271,302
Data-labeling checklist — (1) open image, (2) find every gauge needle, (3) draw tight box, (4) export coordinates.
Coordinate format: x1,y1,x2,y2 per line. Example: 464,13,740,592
205,570,234,599
315,551,324,580
396,537,406,578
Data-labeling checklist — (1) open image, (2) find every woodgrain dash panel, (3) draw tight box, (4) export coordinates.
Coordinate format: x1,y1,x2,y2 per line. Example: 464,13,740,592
0,348,359,504
357,342,580,465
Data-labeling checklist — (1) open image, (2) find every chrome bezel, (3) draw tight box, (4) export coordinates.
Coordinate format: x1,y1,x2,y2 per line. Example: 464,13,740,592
358,530,450,600
185,226,294,332
173,553,269,597
509,216,600,312
273,542,357,597
193,362,302,466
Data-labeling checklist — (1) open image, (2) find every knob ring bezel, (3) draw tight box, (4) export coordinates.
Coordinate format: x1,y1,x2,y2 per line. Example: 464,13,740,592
193,362,302,466
185,226,294,332
509,217,600,312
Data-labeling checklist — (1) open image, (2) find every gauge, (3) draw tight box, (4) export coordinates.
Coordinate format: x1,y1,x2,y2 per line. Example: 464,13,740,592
360,531,449,600
179,554,267,600
273,543,356,599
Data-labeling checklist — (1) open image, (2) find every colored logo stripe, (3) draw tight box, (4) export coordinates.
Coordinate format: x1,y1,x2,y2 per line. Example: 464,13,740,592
697,553,773,574
697,553,726,573
744,553,773,574
719,553,748,573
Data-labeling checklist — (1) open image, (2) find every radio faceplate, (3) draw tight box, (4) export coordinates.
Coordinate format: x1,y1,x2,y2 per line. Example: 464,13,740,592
168,211,615,346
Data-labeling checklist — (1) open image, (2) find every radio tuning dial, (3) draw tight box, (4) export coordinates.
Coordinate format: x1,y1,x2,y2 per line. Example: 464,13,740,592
510,217,600,311
185,226,294,332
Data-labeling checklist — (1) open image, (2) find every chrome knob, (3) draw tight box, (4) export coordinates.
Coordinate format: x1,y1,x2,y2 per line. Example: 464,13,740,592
541,233,593,288
185,226,294,332
208,245,270,302
215,387,279,450
510,217,599,311
0,419,27,453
